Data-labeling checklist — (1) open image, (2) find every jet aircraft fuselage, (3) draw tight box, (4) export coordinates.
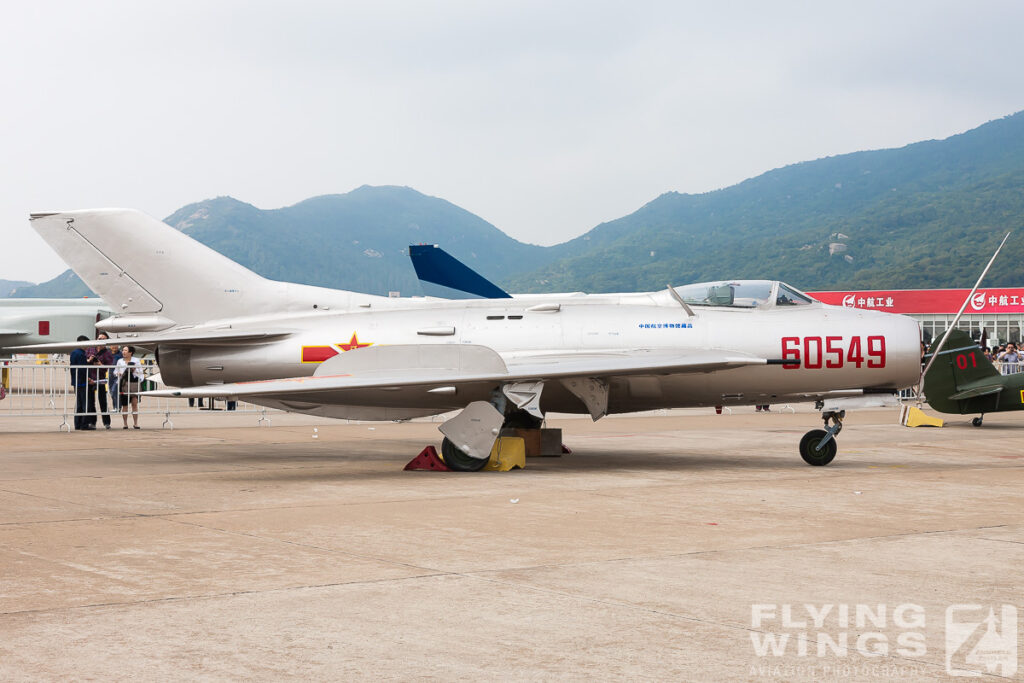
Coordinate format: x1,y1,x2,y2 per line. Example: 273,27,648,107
153,283,921,417
14,209,922,468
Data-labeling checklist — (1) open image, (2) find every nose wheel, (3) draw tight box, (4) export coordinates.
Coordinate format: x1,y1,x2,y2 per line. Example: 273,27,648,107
800,410,844,466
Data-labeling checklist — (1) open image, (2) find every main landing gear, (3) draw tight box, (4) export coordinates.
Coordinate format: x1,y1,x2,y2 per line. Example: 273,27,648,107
440,407,542,472
799,410,844,466
440,437,490,472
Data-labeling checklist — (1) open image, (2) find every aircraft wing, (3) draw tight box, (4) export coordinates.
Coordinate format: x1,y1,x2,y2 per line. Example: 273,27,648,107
145,345,772,400
2,329,294,353
505,349,768,378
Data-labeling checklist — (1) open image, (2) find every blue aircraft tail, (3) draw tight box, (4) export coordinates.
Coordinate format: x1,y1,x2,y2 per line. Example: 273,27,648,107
409,244,511,299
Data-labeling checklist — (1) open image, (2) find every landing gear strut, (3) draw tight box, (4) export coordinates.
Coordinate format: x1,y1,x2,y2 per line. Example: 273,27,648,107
800,410,844,466
972,415,984,427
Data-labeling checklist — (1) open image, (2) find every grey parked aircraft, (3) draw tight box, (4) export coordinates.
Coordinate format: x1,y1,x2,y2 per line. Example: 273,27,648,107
0,298,112,354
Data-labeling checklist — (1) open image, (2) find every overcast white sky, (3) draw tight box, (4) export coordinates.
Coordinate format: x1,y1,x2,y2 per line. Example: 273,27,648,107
3,0,1023,282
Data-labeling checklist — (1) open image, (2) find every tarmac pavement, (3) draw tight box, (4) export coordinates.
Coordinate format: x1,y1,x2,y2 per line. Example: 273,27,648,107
0,406,1022,680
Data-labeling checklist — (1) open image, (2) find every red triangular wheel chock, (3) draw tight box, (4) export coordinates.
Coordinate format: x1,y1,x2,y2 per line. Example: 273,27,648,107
404,445,451,471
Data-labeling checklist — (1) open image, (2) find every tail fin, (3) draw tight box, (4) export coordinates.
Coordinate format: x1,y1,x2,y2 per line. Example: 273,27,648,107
30,209,381,325
922,329,1000,412
409,244,511,299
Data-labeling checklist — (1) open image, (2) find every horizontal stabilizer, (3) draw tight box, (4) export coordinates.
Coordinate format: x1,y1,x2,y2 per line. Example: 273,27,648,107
948,384,1004,401
4,329,294,353
409,244,511,299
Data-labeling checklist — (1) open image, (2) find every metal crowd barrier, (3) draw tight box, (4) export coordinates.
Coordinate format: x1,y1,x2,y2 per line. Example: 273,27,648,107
897,387,918,402
998,360,1022,375
0,360,276,431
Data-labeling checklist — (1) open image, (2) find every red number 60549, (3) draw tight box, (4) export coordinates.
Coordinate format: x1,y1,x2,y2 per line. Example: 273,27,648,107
781,335,885,369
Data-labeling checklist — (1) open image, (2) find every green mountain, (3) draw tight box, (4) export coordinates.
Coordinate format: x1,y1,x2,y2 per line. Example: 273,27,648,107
10,270,92,298
507,112,1024,292
164,186,553,295
12,111,1024,299
13,186,555,298
0,279,33,297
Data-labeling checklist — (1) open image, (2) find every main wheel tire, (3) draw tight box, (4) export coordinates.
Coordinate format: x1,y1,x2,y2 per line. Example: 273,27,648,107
799,429,837,466
440,437,489,472
972,416,984,427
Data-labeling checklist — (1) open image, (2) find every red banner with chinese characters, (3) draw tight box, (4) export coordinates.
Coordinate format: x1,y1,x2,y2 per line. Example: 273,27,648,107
808,289,1024,314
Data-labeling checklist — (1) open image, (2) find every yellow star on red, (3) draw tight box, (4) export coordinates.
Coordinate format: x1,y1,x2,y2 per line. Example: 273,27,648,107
337,332,372,352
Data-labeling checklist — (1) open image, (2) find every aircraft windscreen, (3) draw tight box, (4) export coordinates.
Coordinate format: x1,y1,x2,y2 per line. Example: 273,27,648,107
775,283,814,306
671,281,815,308
673,281,773,308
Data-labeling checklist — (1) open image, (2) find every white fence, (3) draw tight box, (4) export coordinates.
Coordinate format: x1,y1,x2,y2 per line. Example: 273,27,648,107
997,360,1023,375
0,360,275,431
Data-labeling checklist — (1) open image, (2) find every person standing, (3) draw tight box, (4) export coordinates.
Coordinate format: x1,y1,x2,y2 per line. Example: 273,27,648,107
114,345,144,429
69,336,95,430
89,333,114,429
108,342,123,412
998,343,1021,375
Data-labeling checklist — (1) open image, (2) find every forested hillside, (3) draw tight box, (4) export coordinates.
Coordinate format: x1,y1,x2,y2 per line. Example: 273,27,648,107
506,112,1024,292
12,111,1024,298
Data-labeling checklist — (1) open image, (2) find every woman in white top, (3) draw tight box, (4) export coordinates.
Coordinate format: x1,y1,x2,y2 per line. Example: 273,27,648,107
114,345,145,429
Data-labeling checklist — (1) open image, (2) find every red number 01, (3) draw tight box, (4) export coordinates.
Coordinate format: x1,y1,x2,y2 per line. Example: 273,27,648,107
955,353,977,370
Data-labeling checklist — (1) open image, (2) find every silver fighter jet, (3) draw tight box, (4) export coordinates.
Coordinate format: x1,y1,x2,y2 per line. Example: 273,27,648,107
10,209,922,469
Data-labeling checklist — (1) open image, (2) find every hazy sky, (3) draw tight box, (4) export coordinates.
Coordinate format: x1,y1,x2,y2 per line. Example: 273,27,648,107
3,1,1023,282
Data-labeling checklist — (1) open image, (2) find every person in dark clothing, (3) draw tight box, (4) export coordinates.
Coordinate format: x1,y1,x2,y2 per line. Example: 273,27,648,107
88,333,114,429
108,343,123,411
69,335,95,430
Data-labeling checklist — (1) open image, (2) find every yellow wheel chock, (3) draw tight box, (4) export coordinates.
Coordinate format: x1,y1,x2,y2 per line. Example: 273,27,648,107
899,405,944,428
484,437,526,471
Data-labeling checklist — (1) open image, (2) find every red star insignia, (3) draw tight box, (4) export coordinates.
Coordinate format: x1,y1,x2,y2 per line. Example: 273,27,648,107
337,332,372,352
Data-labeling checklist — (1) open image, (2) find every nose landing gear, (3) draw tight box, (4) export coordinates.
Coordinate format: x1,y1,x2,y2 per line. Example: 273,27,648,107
799,409,844,466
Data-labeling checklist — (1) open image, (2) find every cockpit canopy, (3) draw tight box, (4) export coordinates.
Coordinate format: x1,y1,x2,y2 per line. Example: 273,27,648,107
670,280,815,309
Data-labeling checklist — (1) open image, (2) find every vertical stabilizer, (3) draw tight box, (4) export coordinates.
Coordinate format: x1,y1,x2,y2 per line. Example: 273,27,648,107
922,329,1000,413
31,209,278,324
